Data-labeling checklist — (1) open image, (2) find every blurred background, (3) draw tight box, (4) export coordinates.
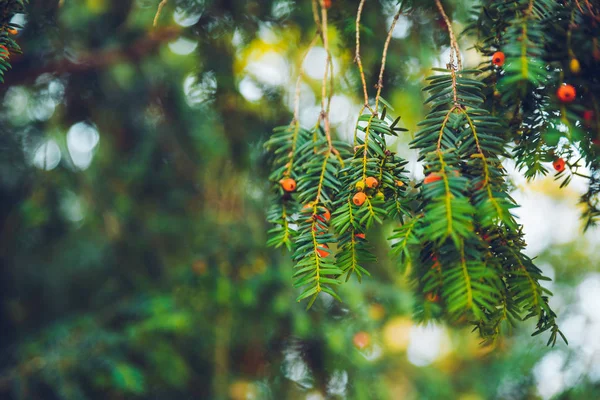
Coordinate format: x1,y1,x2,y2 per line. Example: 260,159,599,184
0,0,599,399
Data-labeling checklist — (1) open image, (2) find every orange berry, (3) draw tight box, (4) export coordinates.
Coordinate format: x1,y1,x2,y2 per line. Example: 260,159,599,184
7,28,17,35
352,192,367,206
423,173,442,184
321,208,331,222
395,180,404,187
280,178,296,192
368,303,385,320
491,51,505,67
557,84,576,103
552,158,566,172
426,292,439,302
317,244,329,258
352,331,370,349
355,233,365,239
365,177,379,188
323,0,332,8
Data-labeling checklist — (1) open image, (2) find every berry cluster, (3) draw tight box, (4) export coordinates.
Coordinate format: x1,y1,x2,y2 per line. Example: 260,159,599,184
474,0,599,230
352,176,379,206
262,0,600,346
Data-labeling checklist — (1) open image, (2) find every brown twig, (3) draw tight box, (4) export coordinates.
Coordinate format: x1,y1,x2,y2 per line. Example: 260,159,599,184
318,0,334,151
355,0,370,108
153,0,169,27
374,6,402,112
292,32,321,122
434,0,462,71
525,0,534,16
312,0,323,34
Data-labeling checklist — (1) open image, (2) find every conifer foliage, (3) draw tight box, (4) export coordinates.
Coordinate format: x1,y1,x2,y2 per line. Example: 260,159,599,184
0,0,26,83
468,0,600,229
263,0,599,345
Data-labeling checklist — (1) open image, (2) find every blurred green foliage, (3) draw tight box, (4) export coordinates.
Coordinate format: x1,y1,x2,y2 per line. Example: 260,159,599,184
0,0,599,399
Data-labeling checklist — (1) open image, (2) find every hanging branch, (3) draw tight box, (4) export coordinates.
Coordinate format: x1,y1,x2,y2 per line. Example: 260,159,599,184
328,0,411,284
400,0,565,346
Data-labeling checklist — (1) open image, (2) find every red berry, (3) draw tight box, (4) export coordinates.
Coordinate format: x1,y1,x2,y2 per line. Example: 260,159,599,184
557,84,576,103
355,233,365,239
491,51,505,67
552,158,566,172
426,292,439,302
353,331,370,349
583,110,594,121
317,244,329,258
0,45,9,60
317,208,331,222
423,173,442,184
431,256,440,270
323,0,332,8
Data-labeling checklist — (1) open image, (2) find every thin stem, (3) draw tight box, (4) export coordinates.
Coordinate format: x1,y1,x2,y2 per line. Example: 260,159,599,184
355,0,370,107
153,0,169,27
312,0,322,33
293,32,321,122
566,8,576,59
319,0,334,150
374,5,402,112
525,0,534,15
434,0,462,70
